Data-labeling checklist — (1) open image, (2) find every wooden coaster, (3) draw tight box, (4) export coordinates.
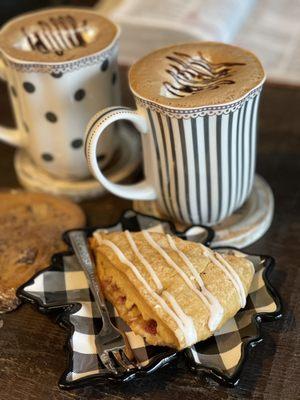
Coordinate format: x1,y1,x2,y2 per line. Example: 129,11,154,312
133,175,274,248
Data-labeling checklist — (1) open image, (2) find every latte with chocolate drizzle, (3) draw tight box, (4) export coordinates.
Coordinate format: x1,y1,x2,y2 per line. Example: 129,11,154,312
21,15,88,57
163,51,245,98
129,42,265,108
0,8,118,63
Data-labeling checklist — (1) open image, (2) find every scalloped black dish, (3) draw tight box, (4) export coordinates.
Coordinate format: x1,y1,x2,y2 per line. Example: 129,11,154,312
17,210,282,389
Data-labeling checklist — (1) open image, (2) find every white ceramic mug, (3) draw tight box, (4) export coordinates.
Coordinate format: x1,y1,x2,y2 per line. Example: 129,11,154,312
85,46,265,226
0,8,120,180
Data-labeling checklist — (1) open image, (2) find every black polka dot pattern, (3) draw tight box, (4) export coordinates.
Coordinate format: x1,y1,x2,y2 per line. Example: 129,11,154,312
41,153,54,162
23,82,35,93
112,72,117,85
74,89,85,101
45,112,58,123
51,72,63,78
71,139,83,149
101,59,109,72
11,86,17,97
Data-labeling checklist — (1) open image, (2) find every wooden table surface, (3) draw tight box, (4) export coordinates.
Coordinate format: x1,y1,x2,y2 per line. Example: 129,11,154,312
0,71,299,399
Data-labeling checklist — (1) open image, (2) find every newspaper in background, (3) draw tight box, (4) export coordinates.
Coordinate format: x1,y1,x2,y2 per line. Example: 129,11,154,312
96,0,300,85
236,0,300,85
96,0,256,63
105,0,256,42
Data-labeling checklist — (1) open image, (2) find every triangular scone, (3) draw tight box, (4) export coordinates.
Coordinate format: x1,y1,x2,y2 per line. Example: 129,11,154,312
90,231,254,350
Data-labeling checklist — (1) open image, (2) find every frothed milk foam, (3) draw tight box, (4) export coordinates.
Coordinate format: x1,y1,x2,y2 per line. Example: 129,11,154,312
129,42,265,108
0,8,118,63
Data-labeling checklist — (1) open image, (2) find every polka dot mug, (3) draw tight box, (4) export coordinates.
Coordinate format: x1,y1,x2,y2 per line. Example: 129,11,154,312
0,8,120,180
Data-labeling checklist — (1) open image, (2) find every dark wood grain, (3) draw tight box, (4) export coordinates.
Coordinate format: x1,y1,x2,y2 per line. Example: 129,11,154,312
0,66,299,400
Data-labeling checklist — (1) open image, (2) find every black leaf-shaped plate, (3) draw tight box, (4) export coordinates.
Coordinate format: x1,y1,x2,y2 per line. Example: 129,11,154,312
17,210,282,388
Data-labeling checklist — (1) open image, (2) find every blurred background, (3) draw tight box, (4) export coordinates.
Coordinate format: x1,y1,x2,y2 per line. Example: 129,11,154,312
0,0,97,25
0,0,299,85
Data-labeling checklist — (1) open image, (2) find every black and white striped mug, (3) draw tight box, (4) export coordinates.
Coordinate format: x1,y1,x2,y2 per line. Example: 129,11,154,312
85,42,265,225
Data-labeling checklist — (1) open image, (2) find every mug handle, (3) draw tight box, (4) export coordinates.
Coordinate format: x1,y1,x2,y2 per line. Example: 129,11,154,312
0,58,24,147
85,106,157,200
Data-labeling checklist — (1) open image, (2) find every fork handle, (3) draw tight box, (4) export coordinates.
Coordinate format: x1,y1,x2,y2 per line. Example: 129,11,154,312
69,230,112,336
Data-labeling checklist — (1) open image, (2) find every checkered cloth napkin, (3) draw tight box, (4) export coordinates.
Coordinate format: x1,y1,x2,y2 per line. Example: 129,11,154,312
19,211,281,387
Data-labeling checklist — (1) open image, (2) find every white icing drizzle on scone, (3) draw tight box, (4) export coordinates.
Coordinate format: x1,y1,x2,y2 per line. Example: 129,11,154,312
95,231,247,348
166,234,223,331
199,244,247,307
95,234,196,346
124,230,164,293
163,291,197,345
142,231,226,330
125,230,198,343
143,230,206,294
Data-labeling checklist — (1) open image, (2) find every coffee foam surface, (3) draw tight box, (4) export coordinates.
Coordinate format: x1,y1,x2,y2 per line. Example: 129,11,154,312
0,8,118,63
129,42,265,108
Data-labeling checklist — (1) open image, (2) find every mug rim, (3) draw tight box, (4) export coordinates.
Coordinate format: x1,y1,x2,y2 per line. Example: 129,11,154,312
130,79,265,118
128,41,266,118
0,7,120,73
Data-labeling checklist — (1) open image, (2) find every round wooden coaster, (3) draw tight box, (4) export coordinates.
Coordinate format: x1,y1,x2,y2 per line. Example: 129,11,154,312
133,175,274,248
15,127,141,202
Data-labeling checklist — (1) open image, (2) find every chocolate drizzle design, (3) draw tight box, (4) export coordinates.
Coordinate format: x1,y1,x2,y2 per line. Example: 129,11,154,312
21,15,88,56
163,52,245,98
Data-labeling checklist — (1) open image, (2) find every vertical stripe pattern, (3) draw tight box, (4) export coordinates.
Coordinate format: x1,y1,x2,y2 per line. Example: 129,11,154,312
145,94,261,226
